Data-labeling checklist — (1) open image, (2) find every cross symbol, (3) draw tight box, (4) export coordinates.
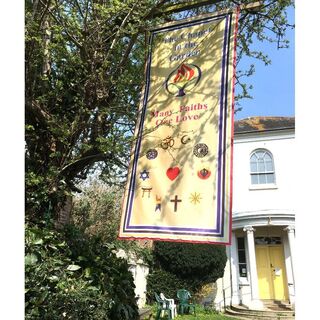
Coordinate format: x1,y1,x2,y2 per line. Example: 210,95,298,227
170,195,182,212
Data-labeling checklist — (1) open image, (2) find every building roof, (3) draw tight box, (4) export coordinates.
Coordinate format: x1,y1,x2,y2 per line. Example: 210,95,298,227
234,116,295,134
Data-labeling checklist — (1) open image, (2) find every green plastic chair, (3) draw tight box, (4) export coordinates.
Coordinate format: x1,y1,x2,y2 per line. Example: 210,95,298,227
176,289,196,316
154,292,172,320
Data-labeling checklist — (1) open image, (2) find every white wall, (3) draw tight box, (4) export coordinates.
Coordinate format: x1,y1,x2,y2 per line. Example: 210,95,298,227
214,129,296,309
233,130,295,215
116,249,149,309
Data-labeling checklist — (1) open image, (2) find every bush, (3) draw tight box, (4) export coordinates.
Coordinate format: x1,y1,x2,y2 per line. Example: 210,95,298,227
147,241,227,302
25,221,139,320
153,241,227,282
146,269,189,303
72,182,153,265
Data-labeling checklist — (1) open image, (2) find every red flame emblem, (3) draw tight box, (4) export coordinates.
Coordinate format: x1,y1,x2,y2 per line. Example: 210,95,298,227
165,63,201,97
173,64,195,83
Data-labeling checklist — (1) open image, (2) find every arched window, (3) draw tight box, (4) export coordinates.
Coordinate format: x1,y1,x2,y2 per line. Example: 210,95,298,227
250,149,275,185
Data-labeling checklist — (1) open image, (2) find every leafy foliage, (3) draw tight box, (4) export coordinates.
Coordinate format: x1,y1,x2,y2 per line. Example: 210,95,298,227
25,221,139,319
147,269,189,303
25,0,164,219
71,180,153,264
154,241,227,281
147,241,227,303
71,181,122,241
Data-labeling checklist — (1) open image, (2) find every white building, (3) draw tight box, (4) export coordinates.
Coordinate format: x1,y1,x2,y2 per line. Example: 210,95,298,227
214,116,295,311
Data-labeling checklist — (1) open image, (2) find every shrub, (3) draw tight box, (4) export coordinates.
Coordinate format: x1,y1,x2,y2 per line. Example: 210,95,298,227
146,269,189,303
25,221,139,320
147,241,227,302
153,241,227,282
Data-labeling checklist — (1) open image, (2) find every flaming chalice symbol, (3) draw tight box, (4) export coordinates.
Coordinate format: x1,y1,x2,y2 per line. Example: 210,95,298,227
165,63,201,97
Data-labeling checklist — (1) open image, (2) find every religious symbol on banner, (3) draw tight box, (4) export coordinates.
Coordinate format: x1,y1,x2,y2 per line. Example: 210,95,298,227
146,149,158,160
181,135,192,144
170,195,182,212
166,167,180,181
141,187,152,198
161,136,175,150
189,192,202,204
193,143,209,157
197,168,211,179
165,63,202,97
140,169,150,181
155,195,161,212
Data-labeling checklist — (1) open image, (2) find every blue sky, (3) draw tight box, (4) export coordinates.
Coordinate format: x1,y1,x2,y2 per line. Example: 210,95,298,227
234,7,295,120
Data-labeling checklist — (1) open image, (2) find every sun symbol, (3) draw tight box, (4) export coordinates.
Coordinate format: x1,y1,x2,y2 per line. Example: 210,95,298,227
189,192,202,204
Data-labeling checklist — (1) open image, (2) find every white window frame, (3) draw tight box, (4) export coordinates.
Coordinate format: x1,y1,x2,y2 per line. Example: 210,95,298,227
249,149,277,190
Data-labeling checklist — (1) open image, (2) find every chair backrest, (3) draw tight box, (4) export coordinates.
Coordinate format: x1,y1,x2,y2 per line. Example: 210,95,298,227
155,292,162,303
177,289,191,303
160,293,165,300
155,292,170,310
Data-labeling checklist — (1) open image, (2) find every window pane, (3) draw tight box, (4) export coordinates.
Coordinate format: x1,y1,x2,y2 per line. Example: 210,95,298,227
256,151,264,158
251,174,258,184
237,237,245,249
266,173,275,183
265,160,274,171
255,237,268,245
238,250,246,263
270,237,282,244
258,160,265,172
250,161,258,173
264,153,272,161
259,174,266,184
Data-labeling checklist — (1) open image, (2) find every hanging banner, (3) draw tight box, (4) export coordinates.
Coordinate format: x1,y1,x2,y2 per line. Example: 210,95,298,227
119,9,238,244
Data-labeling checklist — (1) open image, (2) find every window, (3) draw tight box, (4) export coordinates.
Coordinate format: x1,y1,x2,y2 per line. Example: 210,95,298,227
237,237,247,277
255,237,282,245
250,149,275,185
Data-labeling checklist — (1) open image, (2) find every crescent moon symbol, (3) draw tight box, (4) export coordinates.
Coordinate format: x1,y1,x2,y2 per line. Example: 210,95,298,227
181,135,191,144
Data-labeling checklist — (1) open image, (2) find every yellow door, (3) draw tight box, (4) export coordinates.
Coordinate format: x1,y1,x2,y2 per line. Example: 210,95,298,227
255,245,289,300
269,246,289,300
256,246,274,299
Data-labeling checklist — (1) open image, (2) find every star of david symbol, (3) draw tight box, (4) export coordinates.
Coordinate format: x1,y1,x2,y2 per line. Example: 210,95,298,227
140,169,150,181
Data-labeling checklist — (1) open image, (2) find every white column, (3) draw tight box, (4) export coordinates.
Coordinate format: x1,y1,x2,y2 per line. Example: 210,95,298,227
230,232,240,305
284,225,295,269
243,226,263,310
284,225,295,305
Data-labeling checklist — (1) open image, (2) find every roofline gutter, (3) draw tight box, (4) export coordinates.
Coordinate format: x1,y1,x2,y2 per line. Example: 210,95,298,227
234,126,295,136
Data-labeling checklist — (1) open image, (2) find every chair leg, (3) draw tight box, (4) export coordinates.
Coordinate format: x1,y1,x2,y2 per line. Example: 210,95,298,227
155,309,161,320
173,306,177,319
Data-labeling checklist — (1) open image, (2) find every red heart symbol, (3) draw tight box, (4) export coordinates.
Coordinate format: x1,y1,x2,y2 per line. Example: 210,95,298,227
166,167,180,181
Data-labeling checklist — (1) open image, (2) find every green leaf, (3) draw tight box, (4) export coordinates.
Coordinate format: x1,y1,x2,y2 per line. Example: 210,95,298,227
87,286,99,291
48,275,59,282
25,253,38,265
84,267,92,278
32,238,44,245
66,264,81,271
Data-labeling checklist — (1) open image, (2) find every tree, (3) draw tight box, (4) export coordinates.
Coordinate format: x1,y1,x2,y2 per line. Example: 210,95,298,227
25,0,294,220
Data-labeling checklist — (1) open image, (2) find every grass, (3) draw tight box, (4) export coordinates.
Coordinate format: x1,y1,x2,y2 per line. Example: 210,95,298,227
148,304,241,320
